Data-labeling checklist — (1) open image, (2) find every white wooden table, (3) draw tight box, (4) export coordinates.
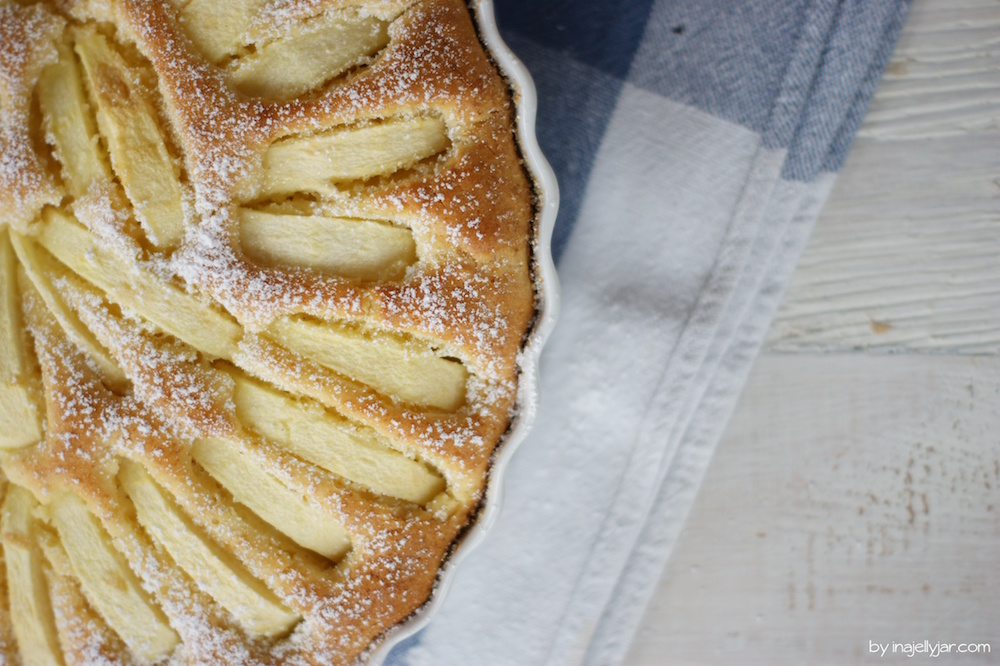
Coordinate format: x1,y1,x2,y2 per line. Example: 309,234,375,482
627,1,1000,663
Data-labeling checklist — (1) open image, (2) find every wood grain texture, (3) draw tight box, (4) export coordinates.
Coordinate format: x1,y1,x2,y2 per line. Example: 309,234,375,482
626,355,1000,665
629,1,1000,663
766,0,1000,355
858,0,1000,141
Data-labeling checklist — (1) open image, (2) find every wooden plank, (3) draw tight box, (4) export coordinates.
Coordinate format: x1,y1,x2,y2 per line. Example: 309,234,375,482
629,1,999,663
858,0,999,140
627,354,1000,665
766,0,1000,355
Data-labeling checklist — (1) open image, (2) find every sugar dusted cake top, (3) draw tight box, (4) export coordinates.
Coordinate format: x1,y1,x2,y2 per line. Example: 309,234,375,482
0,1,535,663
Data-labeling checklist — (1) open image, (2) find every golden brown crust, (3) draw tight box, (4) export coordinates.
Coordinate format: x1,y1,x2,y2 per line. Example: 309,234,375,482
0,0,536,663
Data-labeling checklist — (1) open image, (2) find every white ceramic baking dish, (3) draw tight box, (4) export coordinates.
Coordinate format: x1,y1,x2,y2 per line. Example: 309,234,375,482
367,0,560,662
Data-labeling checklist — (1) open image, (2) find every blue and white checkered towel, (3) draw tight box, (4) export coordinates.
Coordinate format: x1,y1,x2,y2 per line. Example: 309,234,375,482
389,0,909,663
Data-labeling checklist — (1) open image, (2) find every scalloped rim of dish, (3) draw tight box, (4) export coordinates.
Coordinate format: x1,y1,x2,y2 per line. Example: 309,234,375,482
365,0,560,663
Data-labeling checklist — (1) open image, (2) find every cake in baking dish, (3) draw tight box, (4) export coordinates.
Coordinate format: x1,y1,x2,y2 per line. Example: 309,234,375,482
0,0,536,662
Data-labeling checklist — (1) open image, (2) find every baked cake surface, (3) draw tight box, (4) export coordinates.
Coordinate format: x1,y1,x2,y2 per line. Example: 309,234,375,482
0,0,536,663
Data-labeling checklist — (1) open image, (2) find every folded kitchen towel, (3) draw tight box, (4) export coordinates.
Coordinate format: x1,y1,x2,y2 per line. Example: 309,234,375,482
387,0,910,664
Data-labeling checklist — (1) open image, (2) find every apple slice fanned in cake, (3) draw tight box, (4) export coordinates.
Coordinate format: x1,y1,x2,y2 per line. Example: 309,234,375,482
228,11,392,99
191,437,353,561
36,39,111,200
72,27,187,251
257,115,451,197
118,460,300,638
1,485,62,666
10,231,129,392
176,0,405,99
263,316,468,411
238,208,417,280
0,0,537,664
33,209,244,360
46,493,179,663
0,234,43,450
224,372,446,503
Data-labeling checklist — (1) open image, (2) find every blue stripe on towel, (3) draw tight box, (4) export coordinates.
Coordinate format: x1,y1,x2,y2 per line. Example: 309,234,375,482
782,0,909,180
819,0,909,174
499,35,622,263
495,0,656,79
496,1,655,263
630,0,812,135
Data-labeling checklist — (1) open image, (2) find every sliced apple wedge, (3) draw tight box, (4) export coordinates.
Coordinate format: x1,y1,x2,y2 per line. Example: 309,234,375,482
73,28,185,251
1,486,63,666
0,233,42,450
230,373,445,504
231,13,389,99
0,386,41,450
47,493,178,664
35,529,127,666
119,460,300,638
266,316,467,410
0,236,25,377
35,210,243,360
260,116,449,197
192,437,351,561
239,209,416,279
35,527,73,579
177,0,267,63
11,233,128,391
37,40,111,199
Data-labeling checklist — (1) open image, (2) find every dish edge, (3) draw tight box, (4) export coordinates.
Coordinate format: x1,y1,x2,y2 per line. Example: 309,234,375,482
365,0,561,662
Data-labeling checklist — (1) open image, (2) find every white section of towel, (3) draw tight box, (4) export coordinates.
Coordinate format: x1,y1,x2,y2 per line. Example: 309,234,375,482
403,84,767,666
585,174,836,666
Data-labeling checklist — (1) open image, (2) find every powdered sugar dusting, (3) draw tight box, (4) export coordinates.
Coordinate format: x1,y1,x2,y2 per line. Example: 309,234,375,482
0,3,64,229
0,0,538,663
73,182,144,262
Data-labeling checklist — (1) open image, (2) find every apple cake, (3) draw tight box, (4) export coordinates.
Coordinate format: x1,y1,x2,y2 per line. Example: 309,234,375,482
0,0,537,663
